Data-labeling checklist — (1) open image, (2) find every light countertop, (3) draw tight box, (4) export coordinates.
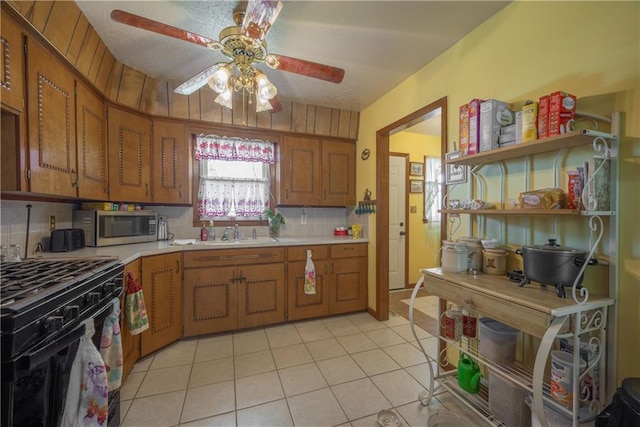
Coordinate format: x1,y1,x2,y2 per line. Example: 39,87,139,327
31,236,369,265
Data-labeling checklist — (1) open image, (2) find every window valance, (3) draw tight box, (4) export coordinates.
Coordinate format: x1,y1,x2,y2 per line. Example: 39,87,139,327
195,134,275,164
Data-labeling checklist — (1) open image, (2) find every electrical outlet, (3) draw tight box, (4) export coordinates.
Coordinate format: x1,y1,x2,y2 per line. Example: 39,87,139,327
49,215,56,230
410,206,417,214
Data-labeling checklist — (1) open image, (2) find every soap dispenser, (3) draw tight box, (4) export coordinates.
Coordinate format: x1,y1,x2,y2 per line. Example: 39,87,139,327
200,222,208,241
208,221,216,241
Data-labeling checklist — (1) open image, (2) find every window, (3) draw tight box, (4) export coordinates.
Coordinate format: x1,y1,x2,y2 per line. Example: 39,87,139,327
195,134,275,221
424,156,442,223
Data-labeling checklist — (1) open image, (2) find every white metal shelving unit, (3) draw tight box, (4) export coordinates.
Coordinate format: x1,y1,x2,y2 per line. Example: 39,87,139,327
409,112,620,427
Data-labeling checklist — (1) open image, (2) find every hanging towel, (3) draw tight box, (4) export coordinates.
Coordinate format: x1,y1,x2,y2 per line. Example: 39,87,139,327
124,272,149,335
100,298,123,391
304,249,316,295
61,318,109,427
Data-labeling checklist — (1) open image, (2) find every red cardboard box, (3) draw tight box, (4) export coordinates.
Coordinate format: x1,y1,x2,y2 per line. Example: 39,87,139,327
459,103,470,156
538,95,550,138
467,99,484,155
549,91,576,136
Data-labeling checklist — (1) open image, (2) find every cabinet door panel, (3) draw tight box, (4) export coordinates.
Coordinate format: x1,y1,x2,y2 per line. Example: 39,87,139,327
27,38,77,197
152,119,190,203
279,136,322,205
108,106,151,202
1,10,25,112
140,253,182,356
237,263,285,329
330,257,367,314
183,266,237,336
287,259,329,321
322,140,356,206
76,81,108,199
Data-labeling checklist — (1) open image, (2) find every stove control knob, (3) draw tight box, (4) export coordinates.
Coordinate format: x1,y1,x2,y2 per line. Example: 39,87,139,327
63,305,79,321
84,292,100,305
45,316,64,333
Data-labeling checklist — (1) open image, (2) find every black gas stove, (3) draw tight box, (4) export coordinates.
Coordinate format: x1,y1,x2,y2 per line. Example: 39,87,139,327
1,258,124,360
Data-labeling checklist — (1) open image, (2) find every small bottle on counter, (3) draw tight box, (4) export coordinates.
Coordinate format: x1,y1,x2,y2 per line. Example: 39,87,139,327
208,220,215,241
200,222,208,241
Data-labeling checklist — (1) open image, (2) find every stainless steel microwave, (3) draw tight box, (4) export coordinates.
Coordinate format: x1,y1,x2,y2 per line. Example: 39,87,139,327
73,210,158,246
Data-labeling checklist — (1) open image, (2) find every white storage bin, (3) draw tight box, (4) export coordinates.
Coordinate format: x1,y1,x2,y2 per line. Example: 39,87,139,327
479,317,518,363
489,370,531,427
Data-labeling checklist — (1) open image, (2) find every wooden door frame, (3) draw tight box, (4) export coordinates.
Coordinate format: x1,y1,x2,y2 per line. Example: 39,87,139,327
375,97,448,320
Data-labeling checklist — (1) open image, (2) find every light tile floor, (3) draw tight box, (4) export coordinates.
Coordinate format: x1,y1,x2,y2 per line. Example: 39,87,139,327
119,309,488,427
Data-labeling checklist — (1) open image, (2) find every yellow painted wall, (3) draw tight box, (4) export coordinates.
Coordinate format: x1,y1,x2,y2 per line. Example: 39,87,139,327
357,1,639,385
390,132,442,285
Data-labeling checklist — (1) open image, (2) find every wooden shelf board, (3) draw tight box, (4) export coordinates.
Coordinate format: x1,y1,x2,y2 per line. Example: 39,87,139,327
446,130,616,167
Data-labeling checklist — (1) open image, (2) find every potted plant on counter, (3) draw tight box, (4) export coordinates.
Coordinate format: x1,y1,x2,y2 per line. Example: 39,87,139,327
264,208,285,237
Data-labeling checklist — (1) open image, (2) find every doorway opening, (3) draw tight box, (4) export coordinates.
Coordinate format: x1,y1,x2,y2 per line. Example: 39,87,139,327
375,97,447,320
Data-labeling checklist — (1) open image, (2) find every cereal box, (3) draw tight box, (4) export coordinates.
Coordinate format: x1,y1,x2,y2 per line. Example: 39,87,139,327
549,91,576,136
467,99,484,155
479,99,513,152
521,102,538,142
538,95,550,139
459,103,470,156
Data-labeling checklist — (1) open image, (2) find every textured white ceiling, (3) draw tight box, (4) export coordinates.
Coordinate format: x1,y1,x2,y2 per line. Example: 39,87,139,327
76,0,509,112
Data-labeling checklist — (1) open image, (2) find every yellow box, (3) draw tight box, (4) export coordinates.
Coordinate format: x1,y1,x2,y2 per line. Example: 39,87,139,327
521,102,538,142
352,224,363,239
81,202,113,211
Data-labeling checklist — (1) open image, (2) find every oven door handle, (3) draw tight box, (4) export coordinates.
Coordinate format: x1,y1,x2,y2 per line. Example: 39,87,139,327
25,324,86,369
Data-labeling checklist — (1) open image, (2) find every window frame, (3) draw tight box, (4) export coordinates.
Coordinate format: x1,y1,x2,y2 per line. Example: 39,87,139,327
189,125,281,227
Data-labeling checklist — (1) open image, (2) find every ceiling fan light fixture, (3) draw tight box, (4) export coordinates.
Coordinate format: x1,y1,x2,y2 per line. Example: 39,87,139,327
255,96,272,112
256,72,277,100
215,89,233,109
208,65,231,93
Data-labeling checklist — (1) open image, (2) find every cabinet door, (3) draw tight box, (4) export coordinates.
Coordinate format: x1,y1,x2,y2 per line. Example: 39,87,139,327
183,266,237,336
140,253,182,357
152,119,190,204
120,259,141,382
1,10,24,112
237,263,286,329
322,140,356,206
108,106,152,202
27,38,77,197
330,256,367,314
287,259,329,321
279,136,322,205
76,81,108,199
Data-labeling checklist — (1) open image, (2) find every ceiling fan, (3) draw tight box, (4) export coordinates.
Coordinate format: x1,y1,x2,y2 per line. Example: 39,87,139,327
110,0,345,113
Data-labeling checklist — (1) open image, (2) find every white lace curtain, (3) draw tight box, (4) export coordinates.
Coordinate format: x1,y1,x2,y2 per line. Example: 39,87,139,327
196,135,275,218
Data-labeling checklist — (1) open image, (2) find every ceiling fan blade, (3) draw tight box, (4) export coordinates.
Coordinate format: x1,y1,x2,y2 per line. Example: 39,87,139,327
266,54,345,83
173,64,223,95
241,0,284,43
269,96,283,113
111,9,223,51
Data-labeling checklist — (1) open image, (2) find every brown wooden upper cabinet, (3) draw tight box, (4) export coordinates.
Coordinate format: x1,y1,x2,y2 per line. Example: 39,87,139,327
1,10,25,113
107,106,152,202
26,38,78,198
76,81,108,199
152,119,190,204
278,136,356,206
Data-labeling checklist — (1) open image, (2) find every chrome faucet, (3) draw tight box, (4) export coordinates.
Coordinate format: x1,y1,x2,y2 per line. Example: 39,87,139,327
233,224,240,242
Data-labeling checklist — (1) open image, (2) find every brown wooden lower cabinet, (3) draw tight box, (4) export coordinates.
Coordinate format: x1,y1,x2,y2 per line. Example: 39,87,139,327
183,247,286,337
140,252,182,357
287,245,330,321
329,243,368,315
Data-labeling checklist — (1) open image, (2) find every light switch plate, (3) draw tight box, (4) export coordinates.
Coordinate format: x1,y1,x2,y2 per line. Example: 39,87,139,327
410,206,417,214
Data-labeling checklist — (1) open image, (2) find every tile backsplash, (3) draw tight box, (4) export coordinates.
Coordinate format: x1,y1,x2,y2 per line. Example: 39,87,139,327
0,200,369,254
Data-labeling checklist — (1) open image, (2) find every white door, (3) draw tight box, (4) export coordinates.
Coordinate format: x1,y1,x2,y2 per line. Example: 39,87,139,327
389,155,407,290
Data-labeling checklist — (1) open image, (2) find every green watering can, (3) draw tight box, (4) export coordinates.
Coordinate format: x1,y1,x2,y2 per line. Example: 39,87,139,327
457,352,482,394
